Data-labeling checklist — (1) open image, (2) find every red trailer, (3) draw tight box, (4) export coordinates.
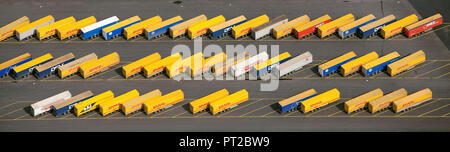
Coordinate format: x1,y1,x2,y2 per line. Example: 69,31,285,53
294,15,332,39
404,13,442,38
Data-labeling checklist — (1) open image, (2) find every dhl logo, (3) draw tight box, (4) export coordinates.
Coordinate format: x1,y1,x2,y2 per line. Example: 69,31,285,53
131,103,143,109
379,102,391,108
425,21,437,28
152,102,166,110
327,26,337,32
66,29,78,35
67,66,80,73
396,63,409,71
354,101,367,109
282,27,293,33
196,28,207,34
130,66,143,73
310,101,322,108
152,66,164,73
89,65,102,73
168,99,183,106
218,102,231,110
178,27,188,33
133,28,144,34
351,65,361,71
45,29,56,35
315,22,326,28
1,30,13,37
108,103,120,110
199,103,208,109
400,100,415,109
240,27,251,34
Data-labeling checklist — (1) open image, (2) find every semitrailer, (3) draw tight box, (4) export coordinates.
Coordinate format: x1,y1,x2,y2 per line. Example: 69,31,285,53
368,88,407,114
166,52,203,78
250,52,291,78
318,51,357,77
339,51,378,76
251,15,288,40
212,51,249,77
294,14,332,39
121,89,161,115
0,16,29,41
361,51,400,76
301,88,340,113
143,53,182,78
209,89,248,115
318,13,354,38
278,89,317,114
51,91,94,116
344,88,383,114
380,14,418,39
33,53,75,79
231,51,269,78
338,14,376,39
273,51,313,77
189,89,229,114
123,16,162,40
102,16,141,40
170,15,207,39
122,52,161,78
98,89,139,116
358,14,396,38
74,90,114,116
188,15,225,39
15,15,54,41
30,90,71,116
232,14,269,39
11,53,53,79
144,16,183,40
404,13,442,38
210,15,246,39
57,53,97,79
80,16,119,40
198,52,227,77
272,15,309,39
36,16,76,40
143,89,184,115
79,52,120,78
387,50,425,76
56,16,96,40
0,53,31,78
393,88,432,113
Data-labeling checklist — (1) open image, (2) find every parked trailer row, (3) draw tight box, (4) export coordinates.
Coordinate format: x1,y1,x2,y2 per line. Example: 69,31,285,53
57,53,97,78
74,90,114,116
189,89,229,114
0,53,31,78
166,52,204,78
122,89,161,115
143,53,182,78
250,52,291,78
99,89,139,116
344,88,383,114
143,90,184,115
122,53,161,78
33,53,75,79
340,51,378,76
318,51,357,77
273,51,313,77
387,50,426,76
2,13,442,42
199,52,227,77
361,51,400,76
11,53,53,79
231,51,269,78
209,89,249,115
30,91,71,116
301,88,340,113
278,89,317,114
212,52,249,77
52,91,94,116
79,52,120,78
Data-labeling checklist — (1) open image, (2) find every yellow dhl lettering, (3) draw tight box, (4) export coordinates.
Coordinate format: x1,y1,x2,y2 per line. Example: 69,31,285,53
240,27,251,34
310,101,322,108
130,66,143,73
133,28,144,34
152,66,164,73
1,30,13,37
89,65,102,73
396,63,409,71
178,27,188,33
401,101,415,109
153,102,166,110
196,28,207,34
379,102,391,108
327,26,337,32
45,29,56,35
218,102,230,110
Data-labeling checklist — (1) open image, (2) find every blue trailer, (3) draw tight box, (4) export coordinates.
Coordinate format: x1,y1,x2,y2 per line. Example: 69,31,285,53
210,16,247,39
102,16,141,40
255,57,291,77
358,15,396,38
362,58,400,76
33,53,75,79
11,54,53,79
145,16,183,40
280,94,317,113
0,58,32,78
80,16,119,40
338,14,376,38
52,91,94,116
318,51,357,77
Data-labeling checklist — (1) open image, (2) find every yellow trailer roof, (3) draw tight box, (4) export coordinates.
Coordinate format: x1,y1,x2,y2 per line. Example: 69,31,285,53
345,88,383,113
103,16,141,33
0,16,29,39
209,89,248,108
294,14,332,32
53,91,93,109
74,90,114,110
382,14,418,32
319,13,354,31
360,15,395,32
279,89,317,107
368,88,407,112
254,52,291,70
35,53,75,72
189,15,225,34
388,50,425,69
16,15,54,33
13,53,53,72
37,16,76,33
339,14,376,31
232,14,269,34
125,16,162,33
274,15,310,32
210,15,246,32
145,16,183,32
319,51,357,70
393,88,432,110
0,53,31,70
170,15,207,32
302,88,340,108
362,51,400,69
341,51,378,70
405,13,442,30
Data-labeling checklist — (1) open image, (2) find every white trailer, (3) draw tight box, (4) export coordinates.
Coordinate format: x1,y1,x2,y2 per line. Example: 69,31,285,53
231,52,269,77
251,15,288,40
16,18,54,41
30,90,71,116
274,51,313,77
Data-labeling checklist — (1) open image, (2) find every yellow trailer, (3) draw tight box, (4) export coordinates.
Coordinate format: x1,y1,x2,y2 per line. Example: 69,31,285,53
0,53,31,77
36,16,76,40
387,50,425,76
121,89,161,115
74,90,114,116
124,16,162,39
189,89,229,114
166,52,204,78
122,53,161,78
56,16,96,40
318,13,354,38
301,88,340,113
143,53,182,78
368,88,407,114
381,14,418,39
340,51,378,76
344,88,383,114
209,89,249,115
15,15,54,41
79,52,120,78
0,16,29,41
188,15,225,39
393,88,432,113
170,15,207,38
212,52,249,76
194,52,227,77
232,14,269,39
57,53,97,79
143,90,184,115
272,15,310,39
98,89,139,116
